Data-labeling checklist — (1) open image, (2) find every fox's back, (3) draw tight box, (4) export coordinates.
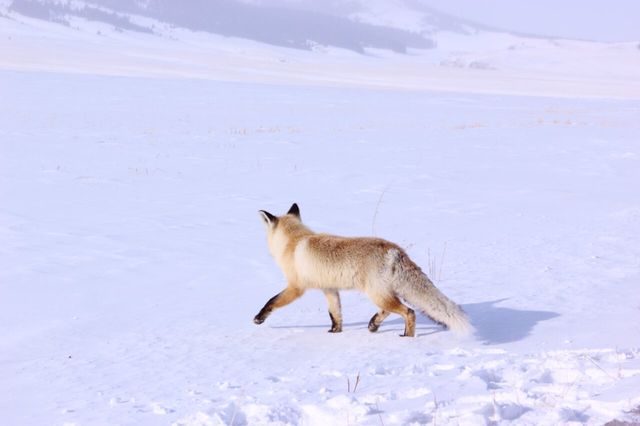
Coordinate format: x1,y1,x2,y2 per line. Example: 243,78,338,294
293,234,402,290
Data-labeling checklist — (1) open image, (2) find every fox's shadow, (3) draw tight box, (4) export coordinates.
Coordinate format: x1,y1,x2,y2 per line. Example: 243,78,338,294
270,318,438,335
462,298,560,344
381,298,559,343
270,298,559,344
404,298,560,343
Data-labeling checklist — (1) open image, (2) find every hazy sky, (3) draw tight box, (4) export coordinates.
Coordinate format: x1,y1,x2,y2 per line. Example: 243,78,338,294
420,0,640,41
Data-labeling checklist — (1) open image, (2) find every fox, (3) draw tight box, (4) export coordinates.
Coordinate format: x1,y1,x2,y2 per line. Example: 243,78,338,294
254,203,472,337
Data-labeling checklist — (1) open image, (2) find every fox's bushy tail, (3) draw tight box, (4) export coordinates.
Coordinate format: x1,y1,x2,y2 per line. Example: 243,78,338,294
393,252,473,336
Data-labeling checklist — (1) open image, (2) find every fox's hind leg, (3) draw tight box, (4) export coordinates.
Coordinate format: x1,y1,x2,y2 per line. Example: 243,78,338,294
323,290,343,333
253,286,304,325
366,293,415,337
368,310,390,333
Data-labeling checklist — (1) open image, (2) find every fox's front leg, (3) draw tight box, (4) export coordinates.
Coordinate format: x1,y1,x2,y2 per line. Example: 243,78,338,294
323,289,342,333
253,287,304,325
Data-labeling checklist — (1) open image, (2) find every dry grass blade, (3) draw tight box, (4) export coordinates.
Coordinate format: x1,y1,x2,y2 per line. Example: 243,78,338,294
371,183,391,236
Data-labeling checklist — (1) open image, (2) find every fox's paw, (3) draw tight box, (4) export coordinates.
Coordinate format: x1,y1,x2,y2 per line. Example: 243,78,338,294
328,326,342,333
368,319,380,333
253,315,265,325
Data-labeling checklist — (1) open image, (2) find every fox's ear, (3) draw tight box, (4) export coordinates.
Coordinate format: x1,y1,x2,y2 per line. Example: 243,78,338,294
287,203,300,219
259,210,277,226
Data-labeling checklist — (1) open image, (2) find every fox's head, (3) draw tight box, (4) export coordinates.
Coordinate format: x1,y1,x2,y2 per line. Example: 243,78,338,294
258,203,309,260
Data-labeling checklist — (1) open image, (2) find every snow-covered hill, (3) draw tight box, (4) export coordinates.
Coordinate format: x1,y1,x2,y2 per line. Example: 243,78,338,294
234,0,490,36
6,0,437,52
1,0,639,99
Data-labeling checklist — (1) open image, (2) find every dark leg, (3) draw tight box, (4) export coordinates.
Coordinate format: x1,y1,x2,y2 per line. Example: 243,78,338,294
253,287,304,325
368,310,391,332
324,290,343,333
367,293,416,337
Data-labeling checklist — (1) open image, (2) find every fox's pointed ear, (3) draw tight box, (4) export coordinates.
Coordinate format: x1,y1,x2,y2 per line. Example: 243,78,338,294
259,210,277,226
287,203,300,219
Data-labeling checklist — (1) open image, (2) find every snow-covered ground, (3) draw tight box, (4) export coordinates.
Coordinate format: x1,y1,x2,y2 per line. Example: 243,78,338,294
1,5,640,426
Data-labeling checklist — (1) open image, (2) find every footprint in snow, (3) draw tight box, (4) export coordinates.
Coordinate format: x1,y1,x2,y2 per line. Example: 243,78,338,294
151,402,174,415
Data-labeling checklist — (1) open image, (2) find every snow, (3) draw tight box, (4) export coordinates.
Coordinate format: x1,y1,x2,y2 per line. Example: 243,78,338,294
1,5,640,426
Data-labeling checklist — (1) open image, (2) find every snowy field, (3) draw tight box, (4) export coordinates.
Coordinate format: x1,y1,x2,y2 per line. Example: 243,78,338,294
2,6,640,426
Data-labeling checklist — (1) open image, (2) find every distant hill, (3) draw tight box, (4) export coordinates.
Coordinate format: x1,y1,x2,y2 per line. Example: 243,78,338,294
7,0,453,53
